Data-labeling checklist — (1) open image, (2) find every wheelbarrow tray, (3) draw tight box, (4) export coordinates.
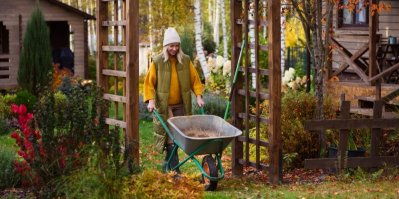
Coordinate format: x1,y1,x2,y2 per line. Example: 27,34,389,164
167,115,242,155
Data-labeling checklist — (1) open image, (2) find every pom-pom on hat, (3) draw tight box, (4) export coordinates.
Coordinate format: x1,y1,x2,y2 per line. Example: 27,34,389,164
163,27,181,46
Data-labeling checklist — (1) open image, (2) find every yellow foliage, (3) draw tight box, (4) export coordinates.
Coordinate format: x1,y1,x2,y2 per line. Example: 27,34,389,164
285,17,305,48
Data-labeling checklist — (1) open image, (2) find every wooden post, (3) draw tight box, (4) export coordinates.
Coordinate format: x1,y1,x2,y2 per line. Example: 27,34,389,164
338,100,350,170
96,0,108,89
231,0,244,176
369,0,378,83
125,0,140,169
268,0,282,184
371,101,383,157
83,20,88,79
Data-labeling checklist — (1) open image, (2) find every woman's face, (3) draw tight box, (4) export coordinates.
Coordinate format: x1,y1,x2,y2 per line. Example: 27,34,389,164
167,43,180,56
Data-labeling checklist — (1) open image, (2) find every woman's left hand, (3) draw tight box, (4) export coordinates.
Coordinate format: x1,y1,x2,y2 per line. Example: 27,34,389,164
196,95,205,107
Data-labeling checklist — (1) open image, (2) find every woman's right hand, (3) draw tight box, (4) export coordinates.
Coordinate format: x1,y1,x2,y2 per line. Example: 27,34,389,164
147,99,156,112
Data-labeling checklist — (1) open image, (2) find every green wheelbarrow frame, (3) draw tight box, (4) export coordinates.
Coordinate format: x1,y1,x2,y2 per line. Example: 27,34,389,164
153,108,225,181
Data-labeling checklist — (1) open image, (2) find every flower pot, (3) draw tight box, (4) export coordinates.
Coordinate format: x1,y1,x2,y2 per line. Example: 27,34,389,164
328,147,366,158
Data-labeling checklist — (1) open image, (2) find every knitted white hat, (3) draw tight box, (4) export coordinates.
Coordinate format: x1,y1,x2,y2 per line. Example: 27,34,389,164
163,27,180,46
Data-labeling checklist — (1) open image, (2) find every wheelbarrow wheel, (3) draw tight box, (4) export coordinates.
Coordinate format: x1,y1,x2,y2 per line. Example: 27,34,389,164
201,155,218,191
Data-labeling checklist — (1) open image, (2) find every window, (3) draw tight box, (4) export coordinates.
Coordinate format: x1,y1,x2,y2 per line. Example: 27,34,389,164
0,22,9,54
339,0,369,27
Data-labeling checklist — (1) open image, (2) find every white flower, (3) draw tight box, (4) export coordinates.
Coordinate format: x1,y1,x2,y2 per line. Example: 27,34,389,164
223,60,231,76
207,57,217,73
216,56,225,68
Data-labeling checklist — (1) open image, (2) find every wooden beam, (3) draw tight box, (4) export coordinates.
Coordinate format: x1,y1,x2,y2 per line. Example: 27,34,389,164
268,0,282,184
237,136,269,147
231,0,244,176
102,69,127,77
125,0,140,169
103,94,127,103
237,89,269,100
102,46,127,52
96,0,108,89
369,0,378,81
331,39,370,82
305,156,399,169
102,20,127,26
332,42,369,77
369,62,399,82
239,67,269,76
238,113,269,123
105,118,127,128
305,118,399,130
338,101,350,170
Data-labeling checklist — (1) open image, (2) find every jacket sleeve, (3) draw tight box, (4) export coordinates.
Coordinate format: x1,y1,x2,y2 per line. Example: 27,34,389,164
143,62,157,102
189,62,204,96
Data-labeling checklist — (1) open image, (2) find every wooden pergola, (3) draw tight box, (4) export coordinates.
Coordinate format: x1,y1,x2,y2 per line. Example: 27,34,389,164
96,0,283,183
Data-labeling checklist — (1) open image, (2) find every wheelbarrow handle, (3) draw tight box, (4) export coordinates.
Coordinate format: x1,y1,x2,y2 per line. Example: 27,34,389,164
152,110,174,140
200,106,205,115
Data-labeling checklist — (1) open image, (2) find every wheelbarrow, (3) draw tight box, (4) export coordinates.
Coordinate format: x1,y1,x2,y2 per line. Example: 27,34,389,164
153,108,242,191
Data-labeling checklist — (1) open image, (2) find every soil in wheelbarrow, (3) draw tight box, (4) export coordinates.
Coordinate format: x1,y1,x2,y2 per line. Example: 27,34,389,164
183,128,222,138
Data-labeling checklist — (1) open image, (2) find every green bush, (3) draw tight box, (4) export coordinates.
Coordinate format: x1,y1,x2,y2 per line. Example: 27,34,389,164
192,92,226,118
249,90,338,168
0,145,20,189
0,94,16,119
14,90,37,113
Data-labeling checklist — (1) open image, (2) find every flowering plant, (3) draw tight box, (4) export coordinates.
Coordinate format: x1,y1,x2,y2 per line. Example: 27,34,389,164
282,68,308,92
206,55,232,97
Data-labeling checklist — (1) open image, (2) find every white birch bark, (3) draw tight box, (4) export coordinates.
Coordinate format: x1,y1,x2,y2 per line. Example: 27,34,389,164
208,0,212,23
221,0,228,60
194,0,209,78
249,3,256,88
90,0,96,52
213,0,220,50
148,0,153,50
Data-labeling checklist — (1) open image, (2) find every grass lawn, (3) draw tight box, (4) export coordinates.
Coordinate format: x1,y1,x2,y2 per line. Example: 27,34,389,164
139,120,399,198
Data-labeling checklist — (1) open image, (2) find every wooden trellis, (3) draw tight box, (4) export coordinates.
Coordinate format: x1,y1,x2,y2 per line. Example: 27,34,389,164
230,0,282,184
96,0,139,168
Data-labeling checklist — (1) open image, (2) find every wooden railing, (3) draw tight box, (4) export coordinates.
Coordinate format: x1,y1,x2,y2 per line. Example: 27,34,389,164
0,54,10,79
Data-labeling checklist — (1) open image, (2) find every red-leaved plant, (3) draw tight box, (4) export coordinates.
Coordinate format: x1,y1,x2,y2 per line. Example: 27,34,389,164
10,104,44,186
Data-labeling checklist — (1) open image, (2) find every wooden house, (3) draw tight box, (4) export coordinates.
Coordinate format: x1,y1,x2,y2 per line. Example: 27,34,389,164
0,0,94,89
328,0,399,117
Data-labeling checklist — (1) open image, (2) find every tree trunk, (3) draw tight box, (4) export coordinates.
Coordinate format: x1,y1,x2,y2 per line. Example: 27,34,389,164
249,3,256,88
194,0,209,78
221,0,228,60
148,0,153,50
213,0,220,51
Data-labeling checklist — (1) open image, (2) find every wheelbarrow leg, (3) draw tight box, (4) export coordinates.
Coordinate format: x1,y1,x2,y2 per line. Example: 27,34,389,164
163,144,181,174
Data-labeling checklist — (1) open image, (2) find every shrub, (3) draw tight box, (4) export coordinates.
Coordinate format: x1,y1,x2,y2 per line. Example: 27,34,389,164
0,145,21,189
18,6,52,96
249,90,338,168
13,90,37,113
10,79,123,196
192,92,226,118
0,94,16,119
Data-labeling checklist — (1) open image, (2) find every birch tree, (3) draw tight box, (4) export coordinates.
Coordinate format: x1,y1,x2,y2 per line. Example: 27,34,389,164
221,0,228,60
213,0,220,50
194,0,209,78
249,3,256,88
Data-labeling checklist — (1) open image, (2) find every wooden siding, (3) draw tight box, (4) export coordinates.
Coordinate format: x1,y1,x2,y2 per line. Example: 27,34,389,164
331,1,399,73
0,0,90,89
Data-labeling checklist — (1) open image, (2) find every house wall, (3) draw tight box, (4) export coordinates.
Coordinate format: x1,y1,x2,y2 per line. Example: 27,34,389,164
0,0,88,89
331,1,399,72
